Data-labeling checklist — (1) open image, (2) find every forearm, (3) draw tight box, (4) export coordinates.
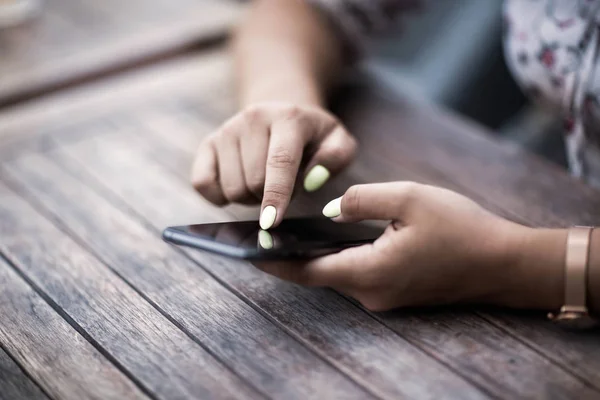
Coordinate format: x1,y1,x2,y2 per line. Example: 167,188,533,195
497,227,600,316
232,0,345,107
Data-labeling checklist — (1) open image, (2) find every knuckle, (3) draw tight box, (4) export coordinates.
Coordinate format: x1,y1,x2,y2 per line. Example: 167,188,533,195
263,181,290,200
219,120,240,138
199,136,218,152
242,105,265,124
267,147,297,169
391,181,422,213
281,105,302,121
398,181,421,200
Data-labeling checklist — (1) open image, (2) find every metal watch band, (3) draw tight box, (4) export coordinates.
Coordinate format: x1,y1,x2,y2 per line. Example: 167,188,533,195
563,226,593,313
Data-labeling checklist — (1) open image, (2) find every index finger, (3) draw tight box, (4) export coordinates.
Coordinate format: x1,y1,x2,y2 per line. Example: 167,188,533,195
259,118,305,230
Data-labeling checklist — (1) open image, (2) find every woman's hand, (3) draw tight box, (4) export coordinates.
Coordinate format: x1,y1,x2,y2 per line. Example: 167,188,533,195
256,182,567,311
191,102,357,230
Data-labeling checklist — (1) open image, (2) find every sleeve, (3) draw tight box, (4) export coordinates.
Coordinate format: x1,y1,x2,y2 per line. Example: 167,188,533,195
502,0,600,114
502,0,600,179
306,0,421,57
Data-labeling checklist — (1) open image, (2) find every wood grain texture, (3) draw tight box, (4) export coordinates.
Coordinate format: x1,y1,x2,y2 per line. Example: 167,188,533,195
0,244,147,400
0,181,262,399
52,127,488,399
0,346,49,400
2,151,376,400
0,0,241,105
0,50,230,153
105,109,598,399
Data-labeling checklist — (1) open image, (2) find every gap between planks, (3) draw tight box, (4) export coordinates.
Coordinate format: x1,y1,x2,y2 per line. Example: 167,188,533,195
0,318,52,400
0,251,149,400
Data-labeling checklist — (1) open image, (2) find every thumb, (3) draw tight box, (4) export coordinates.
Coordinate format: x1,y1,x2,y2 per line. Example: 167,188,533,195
322,182,417,222
302,125,357,193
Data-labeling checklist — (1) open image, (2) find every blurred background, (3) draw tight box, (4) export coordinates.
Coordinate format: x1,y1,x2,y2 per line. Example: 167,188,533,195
368,0,566,168
0,0,566,168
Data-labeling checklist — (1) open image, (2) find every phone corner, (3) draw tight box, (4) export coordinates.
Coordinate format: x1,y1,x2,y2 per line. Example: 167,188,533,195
161,228,173,242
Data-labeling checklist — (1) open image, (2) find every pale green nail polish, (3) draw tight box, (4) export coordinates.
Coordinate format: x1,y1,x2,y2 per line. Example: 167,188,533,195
322,197,342,218
258,230,274,249
260,206,277,230
304,165,330,192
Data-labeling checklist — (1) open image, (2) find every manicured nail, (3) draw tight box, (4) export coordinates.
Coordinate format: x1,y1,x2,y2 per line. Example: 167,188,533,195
322,196,342,218
304,165,330,192
260,205,277,230
258,230,274,249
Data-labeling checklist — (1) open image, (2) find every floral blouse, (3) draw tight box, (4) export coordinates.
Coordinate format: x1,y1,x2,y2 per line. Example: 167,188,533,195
308,0,600,188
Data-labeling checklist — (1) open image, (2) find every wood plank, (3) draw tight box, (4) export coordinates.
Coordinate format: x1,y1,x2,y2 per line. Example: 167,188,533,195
0,183,262,399
1,153,377,399
54,126,491,399
0,247,147,400
52,121,598,399
0,0,241,105
0,50,230,153
0,346,49,400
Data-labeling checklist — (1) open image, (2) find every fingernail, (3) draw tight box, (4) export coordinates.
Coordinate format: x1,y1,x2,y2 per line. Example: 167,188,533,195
322,196,342,218
258,230,274,249
260,205,277,230
303,165,330,192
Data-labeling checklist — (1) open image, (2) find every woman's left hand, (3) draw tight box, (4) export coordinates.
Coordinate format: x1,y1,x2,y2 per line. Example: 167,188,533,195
255,182,563,311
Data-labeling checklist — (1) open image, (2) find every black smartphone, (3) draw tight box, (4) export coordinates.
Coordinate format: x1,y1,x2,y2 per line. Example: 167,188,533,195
162,217,384,260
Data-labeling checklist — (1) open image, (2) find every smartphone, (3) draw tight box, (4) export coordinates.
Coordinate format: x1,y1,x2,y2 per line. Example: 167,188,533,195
162,217,384,260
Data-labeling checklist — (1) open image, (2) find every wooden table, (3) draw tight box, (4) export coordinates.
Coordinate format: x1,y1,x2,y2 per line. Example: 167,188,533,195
0,0,240,107
1,20,600,400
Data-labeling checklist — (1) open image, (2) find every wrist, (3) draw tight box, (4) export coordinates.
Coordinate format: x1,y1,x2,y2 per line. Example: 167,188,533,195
489,224,567,310
241,71,325,107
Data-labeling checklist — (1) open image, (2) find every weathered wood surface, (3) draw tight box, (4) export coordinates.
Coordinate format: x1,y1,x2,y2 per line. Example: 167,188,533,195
0,51,229,153
0,246,147,400
0,0,241,106
1,51,600,399
0,180,262,399
0,344,49,400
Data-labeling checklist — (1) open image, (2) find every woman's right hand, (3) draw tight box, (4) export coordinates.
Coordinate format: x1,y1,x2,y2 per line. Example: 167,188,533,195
191,102,357,229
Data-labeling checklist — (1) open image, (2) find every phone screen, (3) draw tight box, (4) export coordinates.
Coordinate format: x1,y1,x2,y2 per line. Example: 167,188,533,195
163,217,384,260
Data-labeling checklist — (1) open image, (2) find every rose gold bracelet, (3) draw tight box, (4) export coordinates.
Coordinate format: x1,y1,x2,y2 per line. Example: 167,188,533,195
548,226,598,329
